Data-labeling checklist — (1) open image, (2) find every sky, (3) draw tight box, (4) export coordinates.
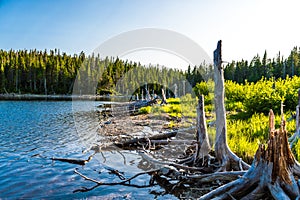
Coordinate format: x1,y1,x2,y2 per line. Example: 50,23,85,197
1,0,300,70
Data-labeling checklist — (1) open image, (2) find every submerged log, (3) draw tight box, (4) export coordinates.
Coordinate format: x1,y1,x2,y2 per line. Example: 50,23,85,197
200,110,300,200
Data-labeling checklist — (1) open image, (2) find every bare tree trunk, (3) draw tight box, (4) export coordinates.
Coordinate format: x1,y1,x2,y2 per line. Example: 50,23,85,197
15,68,18,92
145,87,151,100
161,88,167,105
213,40,249,171
44,76,47,95
195,95,210,159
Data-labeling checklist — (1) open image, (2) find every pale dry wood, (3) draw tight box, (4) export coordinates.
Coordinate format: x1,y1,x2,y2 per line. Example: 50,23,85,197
114,130,177,148
51,153,94,165
186,171,245,183
75,168,159,186
213,40,250,171
139,150,212,173
161,88,167,105
195,95,211,159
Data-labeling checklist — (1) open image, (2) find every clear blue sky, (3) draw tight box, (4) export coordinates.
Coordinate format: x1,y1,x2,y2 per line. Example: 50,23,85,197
1,0,300,69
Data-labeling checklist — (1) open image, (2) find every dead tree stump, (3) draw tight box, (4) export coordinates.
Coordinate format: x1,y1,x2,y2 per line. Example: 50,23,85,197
177,95,212,167
200,110,300,200
195,95,211,158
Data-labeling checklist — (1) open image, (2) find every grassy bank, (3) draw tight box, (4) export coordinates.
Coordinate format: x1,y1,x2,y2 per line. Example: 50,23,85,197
138,89,300,162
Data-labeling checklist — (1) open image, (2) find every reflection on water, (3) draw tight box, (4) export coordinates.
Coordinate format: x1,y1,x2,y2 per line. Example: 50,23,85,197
0,101,177,199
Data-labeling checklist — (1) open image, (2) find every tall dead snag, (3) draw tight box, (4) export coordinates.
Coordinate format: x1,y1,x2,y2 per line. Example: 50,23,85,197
200,110,300,200
195,95,211,160
213,40,250,171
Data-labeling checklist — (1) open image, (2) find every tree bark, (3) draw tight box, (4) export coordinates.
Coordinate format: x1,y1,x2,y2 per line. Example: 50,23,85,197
213,40,249,171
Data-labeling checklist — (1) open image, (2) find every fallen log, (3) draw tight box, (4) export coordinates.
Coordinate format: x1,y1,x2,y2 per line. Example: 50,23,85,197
114,130,178,149
51,154,94,165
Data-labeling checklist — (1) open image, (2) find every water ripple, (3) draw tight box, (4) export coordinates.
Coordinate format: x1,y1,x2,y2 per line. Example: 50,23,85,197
0,101,177,199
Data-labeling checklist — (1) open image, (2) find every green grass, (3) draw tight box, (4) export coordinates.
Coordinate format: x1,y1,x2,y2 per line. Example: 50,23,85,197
139,94,198,118
166,98,181,104
226,112,298,162
292,138,300,161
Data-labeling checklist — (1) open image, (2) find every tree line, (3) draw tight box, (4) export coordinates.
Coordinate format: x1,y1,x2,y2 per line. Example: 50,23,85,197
0,49,84,94
0,49,212,96
1,46,300,96
224,47,300,83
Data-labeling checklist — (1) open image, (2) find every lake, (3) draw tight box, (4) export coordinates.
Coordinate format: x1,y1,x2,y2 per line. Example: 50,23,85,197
0,101,177,199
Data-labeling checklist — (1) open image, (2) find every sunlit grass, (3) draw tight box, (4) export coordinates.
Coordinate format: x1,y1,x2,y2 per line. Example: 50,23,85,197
137,92,300,162
294,140,300,161
139,106,152,114
226,112,298,162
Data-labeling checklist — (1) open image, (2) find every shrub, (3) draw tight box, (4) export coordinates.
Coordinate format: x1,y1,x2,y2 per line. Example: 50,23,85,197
225,76,300,115
139,106,151,114
193,81,209,96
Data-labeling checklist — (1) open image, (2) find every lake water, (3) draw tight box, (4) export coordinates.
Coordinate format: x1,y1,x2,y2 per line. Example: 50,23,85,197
0,101,177,199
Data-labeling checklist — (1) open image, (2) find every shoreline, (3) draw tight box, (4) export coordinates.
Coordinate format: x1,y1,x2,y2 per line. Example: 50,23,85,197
0,94,130,101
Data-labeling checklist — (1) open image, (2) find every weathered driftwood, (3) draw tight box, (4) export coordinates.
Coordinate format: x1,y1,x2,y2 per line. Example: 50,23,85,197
100,99,158,117
200,110,300,200
139,150,216,173
128,98,158,114
74,167,159,192
51,154,94,165
114,130,177,149
214,40,250,171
